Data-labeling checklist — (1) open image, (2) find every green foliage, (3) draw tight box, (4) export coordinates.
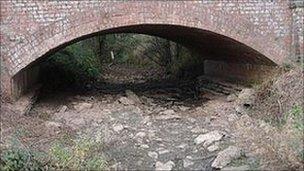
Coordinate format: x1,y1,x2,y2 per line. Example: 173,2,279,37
96,34,141,63
42,41,101,88
49,143,71,168
0,133,45,171
287,105,304,131
0,130,107,171
49,137,107,170
42,33,202,88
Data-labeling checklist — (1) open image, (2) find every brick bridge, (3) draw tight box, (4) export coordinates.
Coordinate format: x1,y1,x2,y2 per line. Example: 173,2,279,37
0,0,303,100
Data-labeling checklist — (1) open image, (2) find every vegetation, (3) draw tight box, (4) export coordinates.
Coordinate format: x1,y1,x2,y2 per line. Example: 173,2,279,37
49,137,107,170
40,33,203,89
40,41,102,89
0,132,46,171
252,66,303,169
0,132,107,170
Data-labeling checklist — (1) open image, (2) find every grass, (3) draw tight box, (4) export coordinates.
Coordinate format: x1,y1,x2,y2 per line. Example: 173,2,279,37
286,105,304,131
0,130,107,170
249,66,304,169
49,136,107,170
0,131,46,171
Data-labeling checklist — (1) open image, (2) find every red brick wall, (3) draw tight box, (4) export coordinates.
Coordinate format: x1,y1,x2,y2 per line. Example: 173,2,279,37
0,0,298,100
290,1,304,63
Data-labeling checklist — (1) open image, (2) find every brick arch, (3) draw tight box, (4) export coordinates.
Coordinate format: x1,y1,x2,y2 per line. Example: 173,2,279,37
5,1,286,77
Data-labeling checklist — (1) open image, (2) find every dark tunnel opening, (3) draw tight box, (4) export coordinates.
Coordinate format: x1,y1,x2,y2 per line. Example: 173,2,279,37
11,24,277,100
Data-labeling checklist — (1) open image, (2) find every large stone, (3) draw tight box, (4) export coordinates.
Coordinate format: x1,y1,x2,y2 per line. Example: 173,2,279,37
183,158,194,168
222,165,250,171
227,94,237,102
179,106,190,111
45,121,62,134
237,88,256,107
125,90,141,104
45,121,61,128
148,151,158,160
160,109,175,115
207,143,219,152
155,114,181,120
113,124,124,133
118,96,135,105
211,146,242,169
58,105,68,113
69,118,86,129
194,131,223,147
74,102,93,112
135,132,146,139
235,105,247,115
191,127,208,134
155,161,175,171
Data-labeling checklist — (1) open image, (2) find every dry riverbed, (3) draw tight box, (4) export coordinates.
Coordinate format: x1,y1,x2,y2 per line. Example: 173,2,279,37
1,65,302,170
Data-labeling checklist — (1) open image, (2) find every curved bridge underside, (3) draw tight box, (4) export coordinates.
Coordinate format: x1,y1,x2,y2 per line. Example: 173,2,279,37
1,0,301,100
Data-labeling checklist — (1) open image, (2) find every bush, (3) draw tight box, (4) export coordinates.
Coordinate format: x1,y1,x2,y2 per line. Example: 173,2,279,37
0,135,46,171
49,137,107,170
41,42,101,88
0,132,107,170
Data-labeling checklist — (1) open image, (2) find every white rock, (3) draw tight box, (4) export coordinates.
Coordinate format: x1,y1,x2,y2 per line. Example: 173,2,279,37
186,156,193,159
58,105,68,113
74,102,92,112
211,146,242,169
187,117,197,123
235,105,247,115
177,143,187,149
70,118,86,127
227,113,238,122
194,131,223,147
140,144,150,149
161,109,175,115
125,90,141,104
222,165,250,171
155,161,175,171
45,121,61,128
158,149,170,155
148,151,158,160
155,114,181,120
118,96,135,105
207,143,219,152
45,121,62,134
237,88,256,106
227,94,237,102
135,132,146,138
191,127,208,134
179,106,190,111
183,158,194,168
113,124,124,133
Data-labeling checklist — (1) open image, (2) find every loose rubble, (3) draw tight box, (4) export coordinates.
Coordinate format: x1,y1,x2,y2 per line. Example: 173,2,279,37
155,161,175,171
211,146,243,169
194,130,224,147
5,65,272,170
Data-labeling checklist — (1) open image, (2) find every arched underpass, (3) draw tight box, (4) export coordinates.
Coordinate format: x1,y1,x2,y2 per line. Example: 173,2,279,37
1,1,303,170
2,26,281,170
11,24,277,100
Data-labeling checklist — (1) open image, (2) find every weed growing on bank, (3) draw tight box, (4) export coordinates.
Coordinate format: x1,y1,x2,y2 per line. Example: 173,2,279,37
0,132,107,170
